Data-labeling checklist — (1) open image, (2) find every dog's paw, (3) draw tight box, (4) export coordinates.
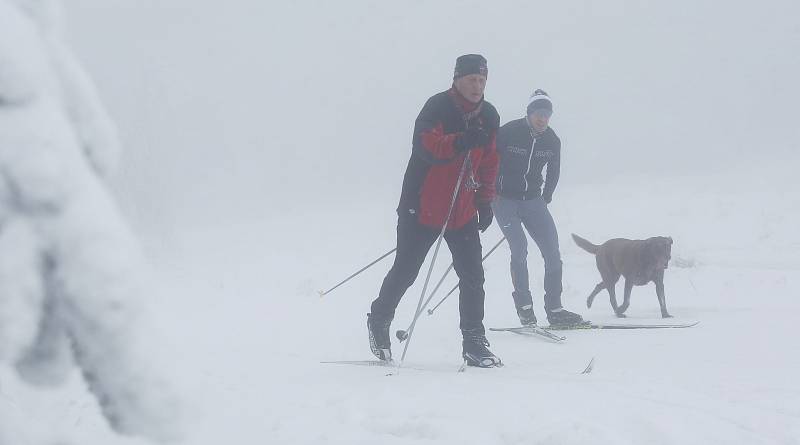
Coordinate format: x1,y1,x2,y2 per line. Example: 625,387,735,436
614,312,627,318
662,313,673,318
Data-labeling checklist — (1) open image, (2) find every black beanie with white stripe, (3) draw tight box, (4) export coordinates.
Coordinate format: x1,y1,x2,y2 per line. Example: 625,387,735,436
526,89,553,115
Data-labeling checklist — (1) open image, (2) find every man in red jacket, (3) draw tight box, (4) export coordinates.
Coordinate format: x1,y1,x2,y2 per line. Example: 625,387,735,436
367,54,502,368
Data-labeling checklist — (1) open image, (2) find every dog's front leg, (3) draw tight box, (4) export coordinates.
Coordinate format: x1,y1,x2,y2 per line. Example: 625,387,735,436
655,277,672,318
607,284,625,317
618,279,633,314
587,282,604,308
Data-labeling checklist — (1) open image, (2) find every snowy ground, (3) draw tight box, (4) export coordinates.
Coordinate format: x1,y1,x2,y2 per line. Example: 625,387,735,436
148,159,798,445
2,160,798,444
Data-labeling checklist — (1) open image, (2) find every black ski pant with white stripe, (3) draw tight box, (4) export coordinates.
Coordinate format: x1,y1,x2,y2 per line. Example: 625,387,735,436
370,211,486,334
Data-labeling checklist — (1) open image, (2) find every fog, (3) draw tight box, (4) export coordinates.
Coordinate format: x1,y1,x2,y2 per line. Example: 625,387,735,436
65,0,800,236
2,1,791,443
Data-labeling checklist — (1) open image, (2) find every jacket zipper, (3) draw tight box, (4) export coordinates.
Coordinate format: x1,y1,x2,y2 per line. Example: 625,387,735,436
523,136,536,191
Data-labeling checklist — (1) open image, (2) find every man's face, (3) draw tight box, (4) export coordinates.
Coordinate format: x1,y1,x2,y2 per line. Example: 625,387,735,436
454,74,487,104
528,109,552,133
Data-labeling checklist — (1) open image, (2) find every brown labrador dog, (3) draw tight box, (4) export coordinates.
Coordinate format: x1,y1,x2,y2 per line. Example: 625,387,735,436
572,234,673,318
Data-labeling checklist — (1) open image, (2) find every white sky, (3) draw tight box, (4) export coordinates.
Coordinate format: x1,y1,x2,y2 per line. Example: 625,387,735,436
64,0,800,233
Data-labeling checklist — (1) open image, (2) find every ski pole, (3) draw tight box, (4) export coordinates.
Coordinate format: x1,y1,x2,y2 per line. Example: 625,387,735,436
398,234,506,341
395,235,506,342
397,156,470,371
407,235,505,321
426,235,506,316
318,247,397,297
414,263,454,317
427,283,458,317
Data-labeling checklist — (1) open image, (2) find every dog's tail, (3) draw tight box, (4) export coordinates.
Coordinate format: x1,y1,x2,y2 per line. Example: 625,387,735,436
572,233,600,255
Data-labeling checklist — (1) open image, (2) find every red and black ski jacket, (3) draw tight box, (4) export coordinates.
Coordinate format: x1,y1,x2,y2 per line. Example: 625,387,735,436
398,88,500,229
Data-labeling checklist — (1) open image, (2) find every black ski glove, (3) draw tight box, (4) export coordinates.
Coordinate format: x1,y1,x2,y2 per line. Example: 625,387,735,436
477,204,493,233
455,125,490,153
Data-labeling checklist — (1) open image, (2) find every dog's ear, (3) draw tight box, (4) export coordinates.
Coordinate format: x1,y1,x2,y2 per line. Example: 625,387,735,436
668,237,673,245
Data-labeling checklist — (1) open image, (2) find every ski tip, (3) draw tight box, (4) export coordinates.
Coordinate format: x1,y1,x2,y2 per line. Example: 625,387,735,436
580,357,596,375
655,320,701,328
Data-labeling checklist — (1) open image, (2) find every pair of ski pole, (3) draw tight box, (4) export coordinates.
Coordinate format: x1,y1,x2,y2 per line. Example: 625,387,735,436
393,235,505,342
319,156,504,369
396,156,469,369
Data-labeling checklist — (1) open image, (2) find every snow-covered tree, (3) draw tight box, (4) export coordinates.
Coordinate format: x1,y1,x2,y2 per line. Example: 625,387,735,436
0,0,183,443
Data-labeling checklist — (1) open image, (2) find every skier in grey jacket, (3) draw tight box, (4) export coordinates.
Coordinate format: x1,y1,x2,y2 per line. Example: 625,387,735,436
493,90,585,327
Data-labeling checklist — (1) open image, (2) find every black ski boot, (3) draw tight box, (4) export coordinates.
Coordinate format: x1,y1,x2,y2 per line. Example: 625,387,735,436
516,304,537,326
462,329,502,368
546,308,587,327
367,313,392,361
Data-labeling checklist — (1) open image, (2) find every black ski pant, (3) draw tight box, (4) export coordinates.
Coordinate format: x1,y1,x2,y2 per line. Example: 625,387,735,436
370,212,486,334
